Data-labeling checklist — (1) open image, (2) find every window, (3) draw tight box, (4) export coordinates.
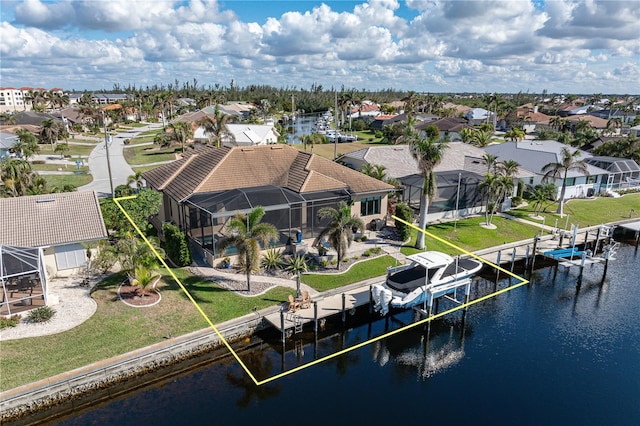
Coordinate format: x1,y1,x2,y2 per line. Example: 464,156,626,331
54,243,86,270
565,177,575,186
360,196,381,216
587,175,597,184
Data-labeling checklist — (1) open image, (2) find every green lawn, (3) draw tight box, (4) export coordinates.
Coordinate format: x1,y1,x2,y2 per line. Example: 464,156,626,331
0,270,293,391
123,144,180,165
31,163,90,173
401,216,541,256
131,165,162,174
39,144,96,157
509,194,640,228
301,255,397,291
42,173,93,188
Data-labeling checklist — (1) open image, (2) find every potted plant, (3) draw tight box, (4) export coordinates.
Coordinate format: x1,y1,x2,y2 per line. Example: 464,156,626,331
222,257,231,269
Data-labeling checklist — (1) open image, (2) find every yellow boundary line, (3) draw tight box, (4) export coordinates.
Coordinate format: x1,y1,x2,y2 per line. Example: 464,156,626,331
114,197,528,386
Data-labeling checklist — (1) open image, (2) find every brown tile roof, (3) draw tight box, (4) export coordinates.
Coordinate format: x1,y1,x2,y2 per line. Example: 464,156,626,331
0,191,107,248
566,114,608,128
143,145,392,201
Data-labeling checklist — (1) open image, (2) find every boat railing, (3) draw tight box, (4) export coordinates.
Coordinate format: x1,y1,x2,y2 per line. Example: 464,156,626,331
386,264,411,276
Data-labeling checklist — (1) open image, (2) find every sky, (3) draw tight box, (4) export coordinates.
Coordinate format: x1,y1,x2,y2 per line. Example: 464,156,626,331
1,0,639,94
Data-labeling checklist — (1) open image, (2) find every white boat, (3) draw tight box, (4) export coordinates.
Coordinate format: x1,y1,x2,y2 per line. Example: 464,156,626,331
372,251,483,315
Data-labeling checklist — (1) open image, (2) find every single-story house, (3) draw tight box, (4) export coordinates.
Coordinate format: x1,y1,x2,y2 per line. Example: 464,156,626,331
415,117,472,141
0,131,18,160
464,108,494,126
484,140,610,199
370,113,407,131
337,143,492,220
142,145,393,265
0,191,108,315
582,156,640,191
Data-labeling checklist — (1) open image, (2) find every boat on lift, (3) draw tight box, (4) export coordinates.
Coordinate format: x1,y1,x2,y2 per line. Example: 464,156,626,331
372,251,483,315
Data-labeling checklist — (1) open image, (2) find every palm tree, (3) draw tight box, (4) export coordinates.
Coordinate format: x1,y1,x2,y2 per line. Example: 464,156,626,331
168,121,194,153
504,127,525,141
470,129,493,147
483,153,499,174
39,118,60,148
541,147,589,216
13,129,40,159
0,158,35,197
526,183,557,216
409,134,449,250
127,170,145,191
361,163,387,180
217,207,278,292
197,107,235,147
479,172,502,226
313,201,364,269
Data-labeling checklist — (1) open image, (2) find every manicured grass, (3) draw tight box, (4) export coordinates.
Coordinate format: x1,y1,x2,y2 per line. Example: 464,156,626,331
42,173,93,188
508,194,640,228
0,270,293,391
131,165,162,174
30,163,90,173
123,144,180,165
301,255,397,292
295,141,374,160
39,144,96,157
401,216,541,256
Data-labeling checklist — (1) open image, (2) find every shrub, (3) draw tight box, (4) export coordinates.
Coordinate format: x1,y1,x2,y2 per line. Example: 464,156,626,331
261,248,284,270
511,196,523,207
371,247,382,254
330,259,338,265
363,249,371,257
320,259,329,268
360,235,368,242
309,263,318,271
163,222,192,267
0,315,21,329
353,255,360,260
394,202,413,241
342,257,350,263
25,306,56,323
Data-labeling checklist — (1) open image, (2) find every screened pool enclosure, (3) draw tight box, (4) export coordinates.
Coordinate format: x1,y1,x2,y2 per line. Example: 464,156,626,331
183,185,351,258
401,170,484,215
1,245,47,316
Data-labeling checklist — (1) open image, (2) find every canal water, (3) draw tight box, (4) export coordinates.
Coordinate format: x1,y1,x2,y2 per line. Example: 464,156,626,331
48,241,640,425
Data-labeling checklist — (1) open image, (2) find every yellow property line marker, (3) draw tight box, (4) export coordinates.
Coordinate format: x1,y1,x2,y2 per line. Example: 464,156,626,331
114,197,528,385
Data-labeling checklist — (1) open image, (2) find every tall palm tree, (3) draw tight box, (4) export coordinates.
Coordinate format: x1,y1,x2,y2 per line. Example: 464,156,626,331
217,207,278,292
313,201,364,269
197,107,235,147
361,163,387,180
168,121,194,153
470,129,493,147
13,129,40,159
541,147,589,216
0,158,35,197
39,118,60,148
127,170,145,191
479,172,502,226
504,127,525,141
409,134,449,250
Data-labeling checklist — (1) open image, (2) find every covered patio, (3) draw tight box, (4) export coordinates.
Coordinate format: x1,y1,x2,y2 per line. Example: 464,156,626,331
184,185,351,259
1,245,47,316
584,156,640,192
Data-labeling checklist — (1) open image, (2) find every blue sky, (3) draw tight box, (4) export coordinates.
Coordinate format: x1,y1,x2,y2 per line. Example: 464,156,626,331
1,0,638,94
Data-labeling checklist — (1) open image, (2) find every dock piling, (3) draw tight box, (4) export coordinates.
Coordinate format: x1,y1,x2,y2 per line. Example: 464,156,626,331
280,310,285,345
341,293,346,323
313,301,318,334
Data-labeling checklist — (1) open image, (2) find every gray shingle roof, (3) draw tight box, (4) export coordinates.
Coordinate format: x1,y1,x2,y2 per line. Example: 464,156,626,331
0,191,107,248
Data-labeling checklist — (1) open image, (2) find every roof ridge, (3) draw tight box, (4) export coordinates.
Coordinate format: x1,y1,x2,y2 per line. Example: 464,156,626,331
159,154,197,190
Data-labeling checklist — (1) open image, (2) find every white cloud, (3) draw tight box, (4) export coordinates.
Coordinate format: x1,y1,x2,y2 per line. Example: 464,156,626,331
2,0,639,93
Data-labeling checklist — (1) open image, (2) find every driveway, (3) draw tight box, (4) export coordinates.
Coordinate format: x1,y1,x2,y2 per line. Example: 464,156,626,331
79,123,163,198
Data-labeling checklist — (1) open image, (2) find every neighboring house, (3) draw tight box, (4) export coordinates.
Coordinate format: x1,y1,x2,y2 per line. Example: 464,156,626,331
566,114,608,132
370,113,407,131
415,117,471,141
142,145,393,265
0,131,18,160
0,191,108,315
337,143,490,220
628,124,640,138
204,102,256,120
7,110,60,127
464,108,494,125
583,156,640,191
484,140,609,199
516,105,551,132
349,102,381,118
219,124,280,146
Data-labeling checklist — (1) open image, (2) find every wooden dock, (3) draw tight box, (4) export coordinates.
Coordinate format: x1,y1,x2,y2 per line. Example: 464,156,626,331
263,278,381,334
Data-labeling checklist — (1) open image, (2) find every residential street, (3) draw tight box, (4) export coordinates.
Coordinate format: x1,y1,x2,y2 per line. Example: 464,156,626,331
79,123,163,197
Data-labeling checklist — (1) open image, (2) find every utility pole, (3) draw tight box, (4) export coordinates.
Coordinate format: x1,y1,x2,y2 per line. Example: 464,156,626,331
102,110,114,197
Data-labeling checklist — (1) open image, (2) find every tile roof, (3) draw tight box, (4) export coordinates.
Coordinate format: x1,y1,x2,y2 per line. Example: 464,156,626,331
0,191,107,248
338,143,488,179
143,145,393,201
